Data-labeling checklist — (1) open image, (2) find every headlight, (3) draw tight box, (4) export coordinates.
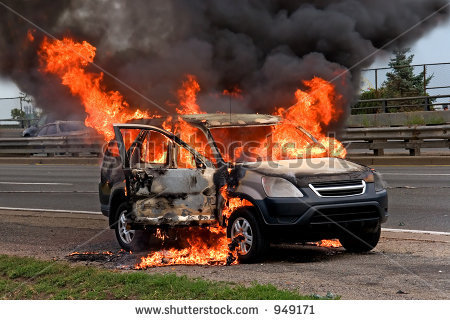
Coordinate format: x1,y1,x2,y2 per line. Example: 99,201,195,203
261,176,303,198
363,173,374,183
373,172,386,192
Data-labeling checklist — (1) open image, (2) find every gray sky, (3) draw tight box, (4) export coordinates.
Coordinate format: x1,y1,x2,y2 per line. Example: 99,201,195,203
1,19,450,119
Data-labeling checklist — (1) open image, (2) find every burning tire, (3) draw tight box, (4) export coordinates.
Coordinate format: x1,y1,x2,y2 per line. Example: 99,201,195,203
227,207,267,263
339,224,381,253
114,203,150,252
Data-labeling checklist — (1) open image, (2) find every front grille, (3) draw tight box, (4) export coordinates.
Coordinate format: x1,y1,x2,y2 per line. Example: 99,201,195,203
309,180,366,197
310,205,379,225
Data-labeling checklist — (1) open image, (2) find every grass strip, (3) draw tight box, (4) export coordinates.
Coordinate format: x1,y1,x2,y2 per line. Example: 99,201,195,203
0,255,322,300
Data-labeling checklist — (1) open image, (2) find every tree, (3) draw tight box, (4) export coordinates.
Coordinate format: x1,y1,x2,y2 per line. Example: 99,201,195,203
10,108,26,120
355,48,434,113
383,48,432,98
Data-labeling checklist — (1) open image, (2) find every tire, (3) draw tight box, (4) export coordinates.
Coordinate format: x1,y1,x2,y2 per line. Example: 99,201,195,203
227,207,267,263
114,202,151,252
339,224,381,253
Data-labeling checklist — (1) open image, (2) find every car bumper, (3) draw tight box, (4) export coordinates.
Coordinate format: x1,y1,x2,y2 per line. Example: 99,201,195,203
253,185,388,226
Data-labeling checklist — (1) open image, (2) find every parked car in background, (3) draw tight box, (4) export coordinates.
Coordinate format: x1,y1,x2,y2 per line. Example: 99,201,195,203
34,121,95,137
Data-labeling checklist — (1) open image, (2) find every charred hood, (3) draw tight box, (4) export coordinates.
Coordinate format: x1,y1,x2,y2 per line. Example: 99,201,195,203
237,158,370,187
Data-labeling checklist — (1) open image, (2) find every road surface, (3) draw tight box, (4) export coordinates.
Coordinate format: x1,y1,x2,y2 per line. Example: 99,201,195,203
0,163,448,232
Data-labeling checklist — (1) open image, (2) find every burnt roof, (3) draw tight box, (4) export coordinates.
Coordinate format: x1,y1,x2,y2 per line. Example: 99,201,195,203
181,113,280,128
128,113,281,129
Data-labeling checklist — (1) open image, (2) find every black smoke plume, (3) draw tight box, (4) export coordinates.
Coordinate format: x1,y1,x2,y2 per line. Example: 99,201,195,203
0,0,448,122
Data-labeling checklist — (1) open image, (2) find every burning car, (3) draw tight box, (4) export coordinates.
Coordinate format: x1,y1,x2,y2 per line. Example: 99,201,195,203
99,113,388,262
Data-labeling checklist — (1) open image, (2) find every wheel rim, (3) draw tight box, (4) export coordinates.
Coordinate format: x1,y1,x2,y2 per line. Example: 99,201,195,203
231,217,253,255
118,209,135,244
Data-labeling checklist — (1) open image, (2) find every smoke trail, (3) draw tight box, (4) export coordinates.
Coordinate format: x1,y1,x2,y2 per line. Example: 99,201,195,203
0,0,448,122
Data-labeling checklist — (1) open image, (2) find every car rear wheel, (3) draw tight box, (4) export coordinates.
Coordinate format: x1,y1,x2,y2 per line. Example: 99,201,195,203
114,203,150,252
339,225,381,252
227,208,267,263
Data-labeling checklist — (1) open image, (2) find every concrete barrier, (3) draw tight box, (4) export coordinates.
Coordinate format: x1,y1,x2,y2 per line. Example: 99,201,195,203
347,110,450,128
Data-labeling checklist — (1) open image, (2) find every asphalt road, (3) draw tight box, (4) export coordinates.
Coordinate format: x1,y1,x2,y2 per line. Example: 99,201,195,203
0,163,448,232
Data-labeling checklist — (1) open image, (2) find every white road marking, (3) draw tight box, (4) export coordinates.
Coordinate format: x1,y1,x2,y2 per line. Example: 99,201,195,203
382,228,450,236
0,206,102,215
0,182,73,185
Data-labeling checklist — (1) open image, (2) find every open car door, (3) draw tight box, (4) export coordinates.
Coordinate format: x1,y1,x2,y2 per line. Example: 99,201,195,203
113,124,218,227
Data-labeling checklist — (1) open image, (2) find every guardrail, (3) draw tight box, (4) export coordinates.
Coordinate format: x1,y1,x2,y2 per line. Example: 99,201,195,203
340,125,450,156
0,135,104,157
0,126,448,157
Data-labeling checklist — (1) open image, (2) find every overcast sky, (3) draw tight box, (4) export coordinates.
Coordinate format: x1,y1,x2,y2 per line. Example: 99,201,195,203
1,18,450,119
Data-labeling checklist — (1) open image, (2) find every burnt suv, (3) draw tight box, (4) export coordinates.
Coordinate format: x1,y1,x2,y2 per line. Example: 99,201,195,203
99,114,388,262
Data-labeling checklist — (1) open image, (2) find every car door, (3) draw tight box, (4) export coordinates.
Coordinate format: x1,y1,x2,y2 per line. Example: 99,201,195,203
114,124,218,226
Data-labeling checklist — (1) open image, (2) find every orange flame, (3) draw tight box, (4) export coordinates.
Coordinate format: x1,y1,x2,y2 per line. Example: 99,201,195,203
313,239,342,248
220,185,253,219
223,85,243,98
274,77,346,158
176,74,204,115
210,77,347,161
136,187,252,268
136,226,236,268
27,29,35,42
38,37,154,140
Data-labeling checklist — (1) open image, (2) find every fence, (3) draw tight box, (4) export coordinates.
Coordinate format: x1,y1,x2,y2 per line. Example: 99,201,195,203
358,62,450,114
352,94,450,114
361,62,450,95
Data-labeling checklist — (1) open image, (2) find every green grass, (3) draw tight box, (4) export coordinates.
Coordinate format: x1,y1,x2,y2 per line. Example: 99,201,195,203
0,255,320,300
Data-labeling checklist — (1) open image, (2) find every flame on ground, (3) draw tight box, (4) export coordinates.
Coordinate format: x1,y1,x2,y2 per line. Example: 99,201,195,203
313,239,342,248
135,226,237,268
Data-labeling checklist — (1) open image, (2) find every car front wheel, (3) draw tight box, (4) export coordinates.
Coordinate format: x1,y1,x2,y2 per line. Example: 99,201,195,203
339,225,381,253
114,203,150,252
227,208,267,263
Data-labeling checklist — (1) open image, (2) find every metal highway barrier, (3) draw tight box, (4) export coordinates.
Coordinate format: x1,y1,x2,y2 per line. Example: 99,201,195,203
340,124,450,156
0,126,448,157
0,135,104,157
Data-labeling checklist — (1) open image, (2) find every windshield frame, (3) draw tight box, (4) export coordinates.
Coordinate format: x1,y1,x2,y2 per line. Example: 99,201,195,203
204,123,322,165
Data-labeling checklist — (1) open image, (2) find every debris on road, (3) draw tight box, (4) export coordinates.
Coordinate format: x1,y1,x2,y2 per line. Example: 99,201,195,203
67,249,131,262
